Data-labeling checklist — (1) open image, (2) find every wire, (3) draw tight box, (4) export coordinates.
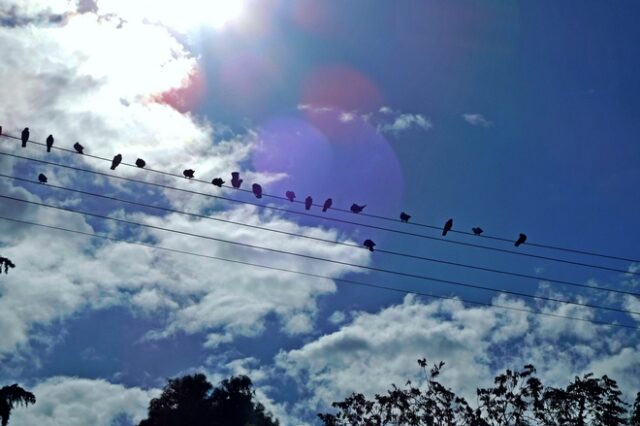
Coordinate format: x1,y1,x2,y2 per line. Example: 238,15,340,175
0,214,638,330
1,149,638,278
4,172,639,299
2,193,639,317
2,131,637,263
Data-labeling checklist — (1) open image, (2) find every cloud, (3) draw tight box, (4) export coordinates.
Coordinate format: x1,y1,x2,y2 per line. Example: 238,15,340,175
462,113,492,127
298,103,432,135
275,293,640,418
11,377,158,426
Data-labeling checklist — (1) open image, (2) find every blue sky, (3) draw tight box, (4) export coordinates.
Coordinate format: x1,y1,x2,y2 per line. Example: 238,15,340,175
0,1,639,424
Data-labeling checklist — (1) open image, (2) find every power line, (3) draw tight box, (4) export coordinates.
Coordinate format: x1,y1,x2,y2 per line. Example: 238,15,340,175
4,172,639,299
1,149,638,278
1,131,638,264
2,193,639,317
1,214,638,331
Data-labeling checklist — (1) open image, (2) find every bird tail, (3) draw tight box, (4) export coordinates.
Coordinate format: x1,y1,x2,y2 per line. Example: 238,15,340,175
442,230,447,236
22,141,26,148
47,146,51,152
110,166,116,170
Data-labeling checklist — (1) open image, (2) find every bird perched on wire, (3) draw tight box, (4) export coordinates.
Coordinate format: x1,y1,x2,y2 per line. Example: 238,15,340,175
322,198,332,212
350,203,366,214
38,173,47,184
211,177,224,187
0,256,16,274
285,191,296,202
46,134,54,152
472,227,483,235
135,158,146,168
110,154,122,170
231,172,243,189
252,183,263,199
363,239,376,252
21,127,29,148
400,212,411,223
73,142,84,154
183,169,195,179
305,196,313,210
442,218,453,236
515,233,527,247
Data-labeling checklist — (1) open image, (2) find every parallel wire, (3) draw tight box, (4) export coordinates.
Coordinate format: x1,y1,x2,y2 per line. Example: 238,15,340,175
4,172,639,299
1,148,638,278
2,193,639,317
1,214,638,330
1,131,638,263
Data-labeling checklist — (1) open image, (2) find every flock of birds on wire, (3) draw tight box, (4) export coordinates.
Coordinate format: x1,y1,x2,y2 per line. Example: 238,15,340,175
5,126,529,252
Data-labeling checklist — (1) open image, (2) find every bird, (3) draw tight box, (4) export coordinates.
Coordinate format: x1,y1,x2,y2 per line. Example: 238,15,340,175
231,172,243,189
38,173,47,184
73,142,84,154
285,191,296,202
515,233,527,247
252,183,262,198
472,227,484,235
21,127,29,148
211,178,225,187
322,198,332,212
110,154,122,170
442,218,453,236
183,169,195,179
363,239,376,252
135,158,146,168
400,212,411,223
305,196,313,210
46,134,54,152
350,203,366,214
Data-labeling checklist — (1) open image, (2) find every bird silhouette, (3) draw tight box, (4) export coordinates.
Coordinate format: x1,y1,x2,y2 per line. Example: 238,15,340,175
363,239,376,252
110,154,122,170
515,233,527,247
350,203,366,214
400,212,411,223
231,172,243,189
183,169,195,179
46,134,54,152
442,218,453,236
305,196,313,210
21,127,29,148
135,158,146,168
285,191,296,202
322,198,332,212
0,125,2,136
472,227,483,235
73,142,84,154
252,183,262,198
211,178,225,187
38,173,47,184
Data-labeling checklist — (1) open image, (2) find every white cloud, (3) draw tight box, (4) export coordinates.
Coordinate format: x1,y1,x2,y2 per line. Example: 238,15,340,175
377,113,432,134
328,310,346,325
11,377,158,426
462,113,492,127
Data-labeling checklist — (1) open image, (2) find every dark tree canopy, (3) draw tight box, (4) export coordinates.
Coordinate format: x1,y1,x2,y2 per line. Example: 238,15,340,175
319,359,639,426
0,384,36,426
138,373,278,426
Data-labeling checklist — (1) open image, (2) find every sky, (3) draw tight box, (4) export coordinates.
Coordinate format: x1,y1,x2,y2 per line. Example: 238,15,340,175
0,0,639,424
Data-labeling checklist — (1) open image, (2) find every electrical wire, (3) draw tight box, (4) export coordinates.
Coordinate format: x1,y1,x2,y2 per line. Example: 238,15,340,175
0,214,638,330
1,193,639,317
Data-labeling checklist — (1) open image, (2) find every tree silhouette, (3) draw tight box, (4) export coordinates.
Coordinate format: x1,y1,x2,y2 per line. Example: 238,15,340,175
138,373,278,426
319,359,637,426
0,384,36,426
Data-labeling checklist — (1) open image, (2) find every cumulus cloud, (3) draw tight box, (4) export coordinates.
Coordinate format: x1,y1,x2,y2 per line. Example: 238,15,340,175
275,294,640,418
462,113,492,127
10,377,158,426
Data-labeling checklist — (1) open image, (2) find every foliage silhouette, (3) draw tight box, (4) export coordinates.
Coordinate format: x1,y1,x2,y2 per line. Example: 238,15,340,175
138,373,278,426
0,384,36,426
319,359,639,426
0,257,16,274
